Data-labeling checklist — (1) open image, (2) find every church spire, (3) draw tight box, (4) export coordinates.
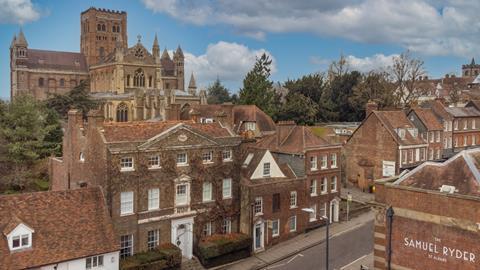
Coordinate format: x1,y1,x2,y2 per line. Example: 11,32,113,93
10,34,17,49
188,73,197,95
471,57,476,66
175,45,184,58
152,33,160,59
16,29,28,47
161,47,170,60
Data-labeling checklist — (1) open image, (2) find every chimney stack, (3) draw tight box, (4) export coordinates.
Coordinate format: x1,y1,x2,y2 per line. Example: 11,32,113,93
365,100,378,119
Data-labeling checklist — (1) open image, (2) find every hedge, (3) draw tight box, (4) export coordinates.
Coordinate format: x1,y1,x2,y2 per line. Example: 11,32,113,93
121,243,182,270
196,233,251,268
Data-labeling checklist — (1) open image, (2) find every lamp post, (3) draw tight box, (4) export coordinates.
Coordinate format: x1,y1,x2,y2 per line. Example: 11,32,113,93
302,208,330,270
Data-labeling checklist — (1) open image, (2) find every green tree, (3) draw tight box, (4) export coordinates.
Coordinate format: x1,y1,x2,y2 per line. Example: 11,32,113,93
207,78,231,104
46,80,97,118
238,53,277,117
277,92,319,125
284,73,325,103
0,95,62,188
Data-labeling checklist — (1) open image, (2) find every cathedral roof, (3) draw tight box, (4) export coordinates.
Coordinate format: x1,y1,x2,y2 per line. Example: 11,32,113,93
153,34,159,47
161,48,171,60
175,45,184,58
188,73,196,89
16,29,28,46
24,49,88,73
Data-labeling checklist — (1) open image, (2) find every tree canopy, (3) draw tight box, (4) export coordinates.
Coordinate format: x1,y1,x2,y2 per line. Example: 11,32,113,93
207,78,232,104
46,80,97,118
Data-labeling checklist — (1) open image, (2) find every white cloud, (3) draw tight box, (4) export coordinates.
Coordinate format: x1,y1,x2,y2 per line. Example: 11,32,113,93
183,41,276,89
0,0,41,24
141,0,480,57
346,54,398,73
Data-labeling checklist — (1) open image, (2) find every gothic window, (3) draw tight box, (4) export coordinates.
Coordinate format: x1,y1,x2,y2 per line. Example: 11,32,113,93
117,26,121,33
134,48,144,59
97,24,101,31
101,24,106,31
112,25,116,32
133,69,145,87
126,75,131,87
38,78,44,87
149,76,153,87
116,103,128,122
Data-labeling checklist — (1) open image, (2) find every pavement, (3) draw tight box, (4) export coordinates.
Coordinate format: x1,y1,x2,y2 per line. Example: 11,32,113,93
217,210,375,270
340,183,375,204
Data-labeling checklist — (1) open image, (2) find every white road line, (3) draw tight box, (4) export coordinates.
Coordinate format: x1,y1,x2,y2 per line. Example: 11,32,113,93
264,253,304,269
340,254,368,270
331,222,365,238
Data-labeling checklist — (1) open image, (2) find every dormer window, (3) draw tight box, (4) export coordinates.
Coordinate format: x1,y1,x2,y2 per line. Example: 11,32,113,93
12,234,30,249
245,122,256,131
7,223,34,251
263,162,271,177
398,128,406,139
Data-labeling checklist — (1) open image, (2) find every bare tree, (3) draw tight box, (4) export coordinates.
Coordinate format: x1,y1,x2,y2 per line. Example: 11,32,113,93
389,51,426,107
328,54,350,79
448,82,462,106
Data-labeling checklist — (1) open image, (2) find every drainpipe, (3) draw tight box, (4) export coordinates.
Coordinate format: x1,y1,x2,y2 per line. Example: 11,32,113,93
386,207,394,270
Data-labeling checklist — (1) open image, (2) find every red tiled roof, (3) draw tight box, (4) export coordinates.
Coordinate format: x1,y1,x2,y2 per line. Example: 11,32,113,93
24,49,88,72
102,121,233,142
373,111,426,146
411,108,443,130
0,188,118,270
233,105,276,133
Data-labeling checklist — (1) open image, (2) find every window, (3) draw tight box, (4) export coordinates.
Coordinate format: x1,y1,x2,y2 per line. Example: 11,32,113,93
421,148,425,161
222,150,232,161
321,155,328,169
290,191,297,208
454,120,458,130
120,235,133,258
409,149,413,162
429,131,434,143
382,161,395,177
149,76,153,87
126,75,131,87
38,77,44,87
79,152,85,162
321,177,328,194
254,197,263,215
331,176,338,192
464,136,467,146
436,149,441,160
203,182,212,202
148,155,160,169
12,234,30,250
120,157,134,171
309,204,317,222
464,120,468,130
402,150,407,164
272,193,280,213
86,255,104,269
331,153,337,168
202,151,213,163
116,103,128,122
310,179,317,196
289,216,297,232
147,230,159,251
101,24,106,31
310,156,317,170
436,131,441,142
176,153,188,166
454,137,458,147
222,178,232,199
415,148,420,162
245,122,256,131
272,219,279,237
203,222,212,236
133,69,145,87
429,149,434,160
444,122,448,131
319,203,327,218
60,79,65,87
120,191,134,215
148,189,160,210
473,120,476,129
474,135,477,146
222,218,231,234
175,184,188,206
263,162,271,177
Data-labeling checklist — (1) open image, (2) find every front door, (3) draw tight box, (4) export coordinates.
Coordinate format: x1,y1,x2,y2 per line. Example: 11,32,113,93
330,200,339,223
171,217,194,259
253,222,264,251
177,224,189,256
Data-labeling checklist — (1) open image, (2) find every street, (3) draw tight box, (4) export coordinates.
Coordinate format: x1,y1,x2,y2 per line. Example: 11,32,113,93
263,220,374,270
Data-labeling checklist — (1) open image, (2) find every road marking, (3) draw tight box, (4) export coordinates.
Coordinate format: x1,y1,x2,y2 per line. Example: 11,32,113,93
331,222,365,238
340,254,368,270
264,253,304,269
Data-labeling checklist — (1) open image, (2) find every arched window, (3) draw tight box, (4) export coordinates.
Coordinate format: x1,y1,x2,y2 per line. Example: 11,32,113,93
38,78,44,87
117,25,121,33
149,76,153,87
133,69,145,87
97,24,101,31
101,24,106,31
126,75,131,87
116,103,128,122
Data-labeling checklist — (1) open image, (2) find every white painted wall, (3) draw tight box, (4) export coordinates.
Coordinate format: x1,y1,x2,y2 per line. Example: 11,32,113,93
40,251,119,270
251,150,286,179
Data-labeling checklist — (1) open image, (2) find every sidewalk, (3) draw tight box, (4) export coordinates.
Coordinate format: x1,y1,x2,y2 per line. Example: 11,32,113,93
340,182,375,204
216,210,374,270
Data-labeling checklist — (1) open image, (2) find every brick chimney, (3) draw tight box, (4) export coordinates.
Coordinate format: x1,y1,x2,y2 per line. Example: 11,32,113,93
87,110,104,129
365,100,378,119
67,110,84,131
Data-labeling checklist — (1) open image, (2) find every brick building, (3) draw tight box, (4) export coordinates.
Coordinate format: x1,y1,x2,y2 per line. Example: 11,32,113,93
374,148,480,270
50,110,242,259
345,111,428,190
407,107,444,161
240,122,342,252
0,187,119,270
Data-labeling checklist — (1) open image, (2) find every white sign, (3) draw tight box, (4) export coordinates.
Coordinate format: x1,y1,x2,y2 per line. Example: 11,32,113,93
403,237,476,263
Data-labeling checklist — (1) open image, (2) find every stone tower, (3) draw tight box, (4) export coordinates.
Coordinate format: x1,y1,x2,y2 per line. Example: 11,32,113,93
462,58,480,78
80,7,128,66
10,30,29,98
174,45,185,90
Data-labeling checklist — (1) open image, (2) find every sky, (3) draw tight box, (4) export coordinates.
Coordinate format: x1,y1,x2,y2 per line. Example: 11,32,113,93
0,0,478,100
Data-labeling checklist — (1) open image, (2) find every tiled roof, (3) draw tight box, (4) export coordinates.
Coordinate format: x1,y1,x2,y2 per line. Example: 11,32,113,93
24,49,88,72
444,106,480,118
233,105,276,133
102,121,233,142
411,108,443,130
395,148,480,196
373,111,426,146
0,188,118,269
254,124,334,154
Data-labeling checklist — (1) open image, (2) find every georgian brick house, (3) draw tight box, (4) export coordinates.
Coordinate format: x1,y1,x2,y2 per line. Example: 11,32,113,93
50,110,242,259
407,108,444,161
345,111,428,190
239,122,342,252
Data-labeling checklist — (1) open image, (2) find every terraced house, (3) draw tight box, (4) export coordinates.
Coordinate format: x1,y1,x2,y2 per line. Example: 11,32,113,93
240,122,342,252
50,110,242,259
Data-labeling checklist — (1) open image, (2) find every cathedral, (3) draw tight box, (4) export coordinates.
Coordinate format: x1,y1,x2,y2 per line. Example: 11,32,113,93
10,7,206,122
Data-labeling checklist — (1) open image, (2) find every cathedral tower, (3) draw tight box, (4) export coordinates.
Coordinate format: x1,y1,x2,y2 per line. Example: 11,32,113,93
80,7,128,66
173,45,185,90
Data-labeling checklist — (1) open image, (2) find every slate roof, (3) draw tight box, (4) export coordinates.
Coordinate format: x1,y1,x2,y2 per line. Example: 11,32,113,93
24,49,88,72
395,148,480,196
102,121,234,142
0,187,118,269
444,106,480,118
410,108,443,130
373,111,426,146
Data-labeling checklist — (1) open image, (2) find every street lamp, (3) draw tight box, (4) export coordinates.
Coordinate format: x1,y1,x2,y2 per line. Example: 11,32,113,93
302,208,330,270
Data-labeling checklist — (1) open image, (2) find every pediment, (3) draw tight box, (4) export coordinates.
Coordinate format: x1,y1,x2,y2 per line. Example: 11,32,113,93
124,43,155,64
139,124,220,150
